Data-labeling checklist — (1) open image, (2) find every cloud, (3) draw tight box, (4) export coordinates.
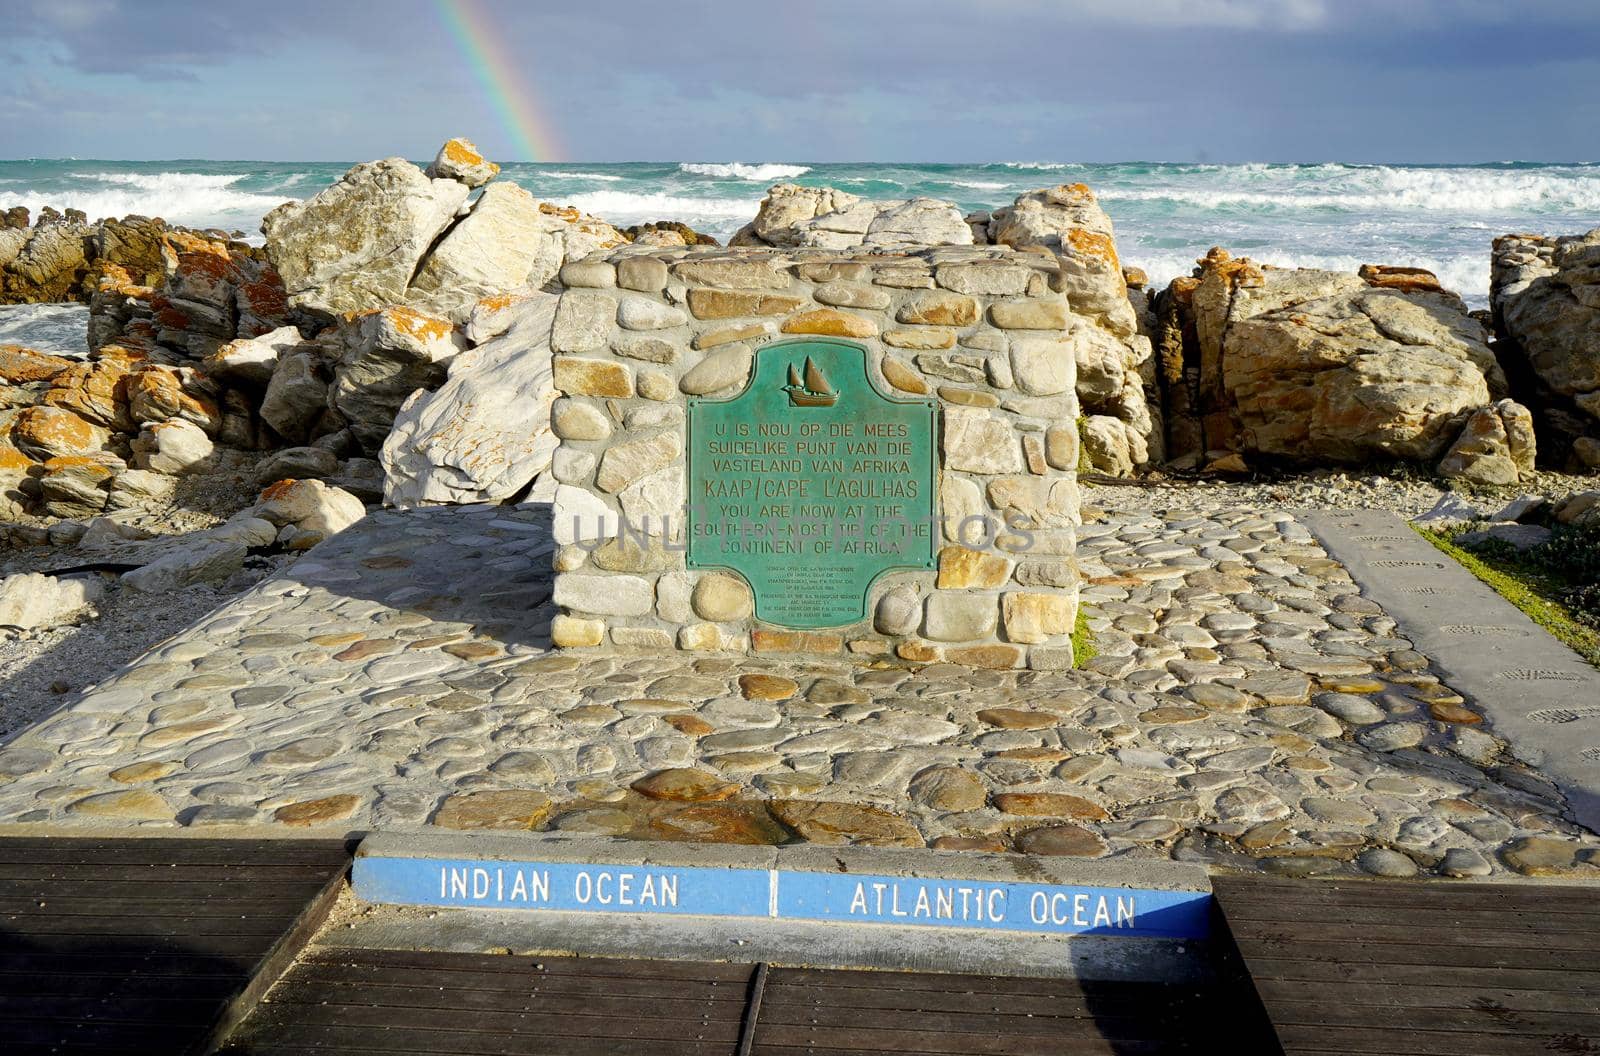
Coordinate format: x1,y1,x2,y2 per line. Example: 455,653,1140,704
1048,0,1329,30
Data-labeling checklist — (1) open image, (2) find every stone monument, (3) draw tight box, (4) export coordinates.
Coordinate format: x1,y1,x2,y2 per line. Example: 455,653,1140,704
548,244,1082,669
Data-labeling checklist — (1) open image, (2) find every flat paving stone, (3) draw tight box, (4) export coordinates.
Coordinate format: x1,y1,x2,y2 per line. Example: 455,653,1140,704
1,503,1596,880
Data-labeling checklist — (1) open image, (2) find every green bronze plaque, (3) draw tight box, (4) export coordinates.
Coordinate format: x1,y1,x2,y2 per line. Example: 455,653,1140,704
686,339,937,629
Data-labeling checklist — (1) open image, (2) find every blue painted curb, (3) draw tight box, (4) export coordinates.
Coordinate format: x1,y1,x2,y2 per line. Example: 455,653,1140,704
352,855,1211,940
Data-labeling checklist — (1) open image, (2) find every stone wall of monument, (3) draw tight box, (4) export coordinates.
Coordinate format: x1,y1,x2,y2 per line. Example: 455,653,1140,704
547,244,1082,670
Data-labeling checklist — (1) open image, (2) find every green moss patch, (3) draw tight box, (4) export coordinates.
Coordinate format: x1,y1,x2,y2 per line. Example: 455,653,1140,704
1071,606,1098,669
1414,526,1600,669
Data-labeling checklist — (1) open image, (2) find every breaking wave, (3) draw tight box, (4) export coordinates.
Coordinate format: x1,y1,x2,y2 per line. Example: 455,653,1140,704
552,190,763,239
0,170,293,229
678,162,811,181
1132,247,1490,304
533,170,625,181
1104,165,1600,213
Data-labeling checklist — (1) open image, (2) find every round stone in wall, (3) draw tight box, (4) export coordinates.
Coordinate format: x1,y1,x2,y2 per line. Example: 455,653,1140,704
874,585,922,635
691,573,753,621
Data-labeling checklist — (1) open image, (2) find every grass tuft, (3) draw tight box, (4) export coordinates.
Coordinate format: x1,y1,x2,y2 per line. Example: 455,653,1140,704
1071,606,1098,669
1414,526,1600,669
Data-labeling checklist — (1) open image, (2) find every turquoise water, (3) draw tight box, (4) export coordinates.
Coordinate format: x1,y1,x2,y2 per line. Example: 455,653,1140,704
3,159,1599,306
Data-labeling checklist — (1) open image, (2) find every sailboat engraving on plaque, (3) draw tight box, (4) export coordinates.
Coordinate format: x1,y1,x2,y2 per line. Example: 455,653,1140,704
783,355,839,407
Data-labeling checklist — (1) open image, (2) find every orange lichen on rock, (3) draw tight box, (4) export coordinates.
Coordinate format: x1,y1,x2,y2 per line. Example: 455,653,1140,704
1064,227,1121,271
1197,246,1265,288
237,264,289,319
0,344,73,384
0,442,34,472
160,230,240,284
379,305,453,342
258,478,300,502
93,262,153,300
1358,264,1444,294
1167,275,1202,308
12,406,102,457
442,137,497,176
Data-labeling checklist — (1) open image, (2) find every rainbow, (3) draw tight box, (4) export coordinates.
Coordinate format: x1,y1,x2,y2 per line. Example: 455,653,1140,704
435,0,564,162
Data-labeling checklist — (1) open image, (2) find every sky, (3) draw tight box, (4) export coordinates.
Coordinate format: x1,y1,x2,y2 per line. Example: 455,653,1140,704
1,0,1598,163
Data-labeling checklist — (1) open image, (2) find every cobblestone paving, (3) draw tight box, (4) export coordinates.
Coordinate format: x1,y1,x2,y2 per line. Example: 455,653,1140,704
2,503,1598,880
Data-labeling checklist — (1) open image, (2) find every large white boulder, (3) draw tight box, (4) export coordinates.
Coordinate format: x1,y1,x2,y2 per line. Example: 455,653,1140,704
0,573,104,630
261,157,470,318
332,306,463,453
381,292,560,507
408,182,566,322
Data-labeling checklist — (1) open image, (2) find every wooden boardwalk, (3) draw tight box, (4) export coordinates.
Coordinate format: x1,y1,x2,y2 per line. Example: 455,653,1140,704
1213,874,1600,1055
217,947,1274,1055
4,837,1598,1055
0,837,350,1056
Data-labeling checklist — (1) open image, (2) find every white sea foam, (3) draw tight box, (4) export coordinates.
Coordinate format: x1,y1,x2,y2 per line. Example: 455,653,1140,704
947,180,1011,190
0,303,91,357
533,170,625,182
678,162,810,181
1131,247,1490,305
0,170,292,229
1001,161,1080,171
553,190,762,237
1105,166,1600,213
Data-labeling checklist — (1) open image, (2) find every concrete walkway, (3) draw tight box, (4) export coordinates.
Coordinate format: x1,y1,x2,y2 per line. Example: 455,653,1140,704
1305,509,1600,832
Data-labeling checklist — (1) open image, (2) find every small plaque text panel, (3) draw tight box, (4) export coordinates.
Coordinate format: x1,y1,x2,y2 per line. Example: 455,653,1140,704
686,340,936,628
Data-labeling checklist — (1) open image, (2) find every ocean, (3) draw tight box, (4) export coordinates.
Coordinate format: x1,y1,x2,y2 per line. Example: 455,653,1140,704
3,159,1598,354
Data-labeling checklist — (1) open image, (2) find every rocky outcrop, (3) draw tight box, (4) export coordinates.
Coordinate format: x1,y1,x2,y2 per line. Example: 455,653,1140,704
407,181,566,320
1,208,226,306
332,306,463,453
1154,250,1505,468
261,157,470,319
261,151,627,326
0,572,104,630
1491,228,1600,468
731,182,1155,474
731,184,973,251
380,292,560,507
1437,399,1537,485
987,184,1156,474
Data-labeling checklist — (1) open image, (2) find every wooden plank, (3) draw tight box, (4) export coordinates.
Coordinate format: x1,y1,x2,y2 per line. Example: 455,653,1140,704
1212,877,1600,909
1218,899,1600,928
223,1023,740,1056
1,914,300,938
753,1019,1169,1055
14,971,245,1000
1250,999,1599,1037
1226,934,1600,971
0,863,347,882
263,978,751,1021
1238,956,1600,993
0,879,338,899
301,946,756,982
761,983,1204,1018
756,1001,1205,1037
752,1045,1179,1056
1270,1024,1594,1056
1223,918,1597,953
766,964,1187,998
0,896,329,917
0,993,226,1024
233,1000,745,1046
1215,874,1600,1055
1251,976,1600,1015
196,854,350,1056
0,838,351,864
291,960,752,1002
0,836,350,1056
